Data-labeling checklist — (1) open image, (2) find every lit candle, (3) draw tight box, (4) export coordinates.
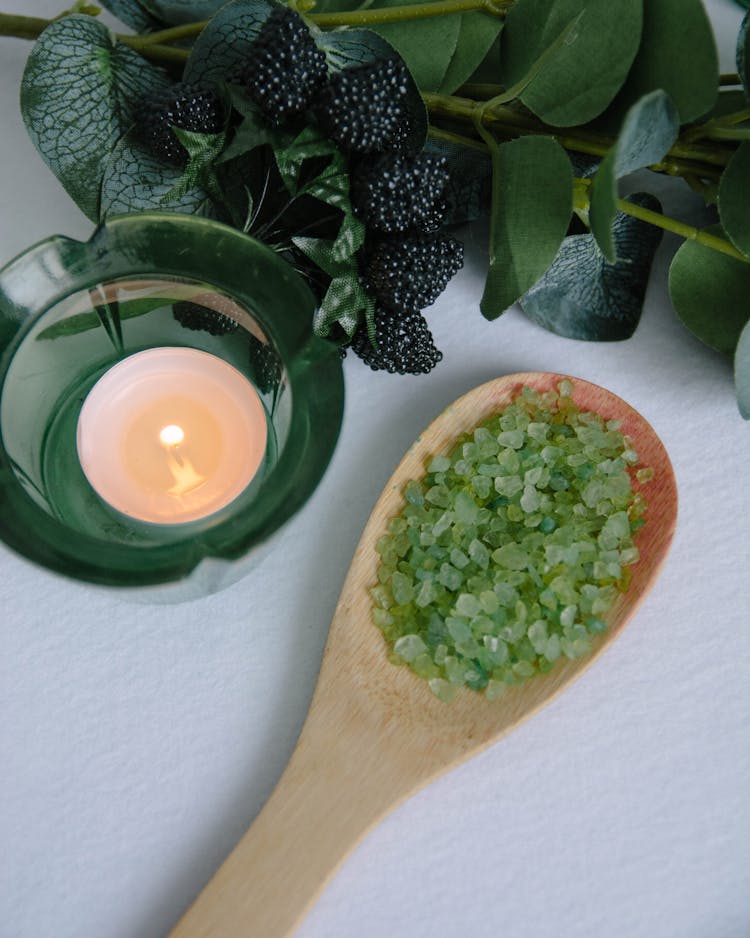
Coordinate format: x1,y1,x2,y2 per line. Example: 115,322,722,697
77,347,268,524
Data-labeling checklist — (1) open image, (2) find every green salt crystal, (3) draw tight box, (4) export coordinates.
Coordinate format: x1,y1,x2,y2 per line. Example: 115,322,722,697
494,475,523,497
455,490,479,523
636,467,654,483
429,678,457,703
497,430,524,449
433,512,452,536
415,579,438,607
438,563,463,591
444,656,465,684
507,504,524,522
479,590,499,614
426,485,450,508
455,593,481,617
472,475,492,499
468,538,490,569
560,604,577,627
544,634,562,661
412,652,439,679
520,486,541,513
620,546,640,565
394,634,426,662
391,571,414,605
450,548,469,570
513,660,535,678
372,608,393,630
405,480,424,505
539,516,556,534
485,680,506,700
492,544,528,569
428,455,451,473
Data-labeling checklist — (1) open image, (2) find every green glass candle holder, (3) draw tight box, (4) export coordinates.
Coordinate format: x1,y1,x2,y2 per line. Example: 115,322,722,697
0,213,344,598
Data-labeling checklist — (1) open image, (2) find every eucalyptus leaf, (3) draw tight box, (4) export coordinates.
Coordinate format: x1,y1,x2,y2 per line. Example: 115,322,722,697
738,11,750,98
317,30,427,153
100,134,210,217
481,136,572,319
20,16,170,221
668,225,750,355
589,90,679,261
734,319,750,419
138,0,226,25
601,0,719,127
521,193,663,341
438,14,504,94
500,0,642,126
183,0,275,86
718,142,750,257
98,0,163,30
424,137,491,224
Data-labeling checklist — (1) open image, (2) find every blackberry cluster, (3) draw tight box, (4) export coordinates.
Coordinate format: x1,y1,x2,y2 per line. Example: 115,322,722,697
363,235,464,315
248,335,282,394
137,83,224,166
351,153,449,233
350,307,442,375
173,300,239,336
316,58,410,154
243,7,328,124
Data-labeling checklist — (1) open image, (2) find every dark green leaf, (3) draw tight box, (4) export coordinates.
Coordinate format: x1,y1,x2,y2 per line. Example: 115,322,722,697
161,129,226,203
481,136,572,319
734,319,750,419
183,0,275,85
424,137,491,224
738,11,750,98
98,0,163,29
274,126,339,193
317,29,428,153
500,0,642,126
718,142,750,257
602,0,719,126
37,297,173,341
465,33,501,84
100,134,210,217
219,100,286,165
668,224,750,355
294,236,349,278
521,193,663,341
589,90,678,261
294,237,372,336
20,16,170,221
138,0,226,25
439,14,504,94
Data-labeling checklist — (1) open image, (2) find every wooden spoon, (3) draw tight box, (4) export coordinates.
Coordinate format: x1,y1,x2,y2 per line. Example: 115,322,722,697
169,372,677,938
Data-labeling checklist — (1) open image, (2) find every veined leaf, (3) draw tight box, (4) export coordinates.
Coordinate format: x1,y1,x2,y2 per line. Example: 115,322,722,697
138,0,226,25
522,193,662,341
183,0,275,85
718,142,750,257
98,0,163,29
481,136,572,319
738,12,750,98
500,0,642,126
669,224,750,355
589,90,679,261
20,16,170,221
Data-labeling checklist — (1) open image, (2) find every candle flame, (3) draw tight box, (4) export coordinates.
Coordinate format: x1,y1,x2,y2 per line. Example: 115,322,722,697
159,424,185,447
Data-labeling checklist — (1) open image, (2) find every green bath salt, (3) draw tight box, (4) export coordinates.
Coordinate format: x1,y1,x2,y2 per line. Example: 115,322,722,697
372,381,651,702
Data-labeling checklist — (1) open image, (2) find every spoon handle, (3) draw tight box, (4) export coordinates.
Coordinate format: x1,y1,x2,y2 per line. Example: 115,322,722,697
168,676,422,937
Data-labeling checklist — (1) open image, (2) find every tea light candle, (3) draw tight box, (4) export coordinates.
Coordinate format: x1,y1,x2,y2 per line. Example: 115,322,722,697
77,347,268,524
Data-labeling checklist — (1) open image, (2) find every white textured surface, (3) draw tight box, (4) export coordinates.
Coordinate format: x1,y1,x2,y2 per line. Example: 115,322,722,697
1,3,749,938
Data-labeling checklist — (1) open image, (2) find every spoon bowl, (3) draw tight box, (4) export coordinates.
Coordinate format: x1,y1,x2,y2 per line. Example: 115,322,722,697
170,372,677,938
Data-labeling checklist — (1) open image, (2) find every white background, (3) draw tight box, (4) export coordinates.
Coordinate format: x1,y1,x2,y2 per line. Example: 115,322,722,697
1,2,749,937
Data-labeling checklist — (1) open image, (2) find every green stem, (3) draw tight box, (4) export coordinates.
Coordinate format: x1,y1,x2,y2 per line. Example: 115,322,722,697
720,72,742,86
435,125,749,264
309,0,511,26
131,20,208,47
424,91,731,179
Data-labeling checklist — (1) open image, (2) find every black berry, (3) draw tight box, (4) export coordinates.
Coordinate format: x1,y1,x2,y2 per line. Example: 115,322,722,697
362,234,464,313
315,58,410,154
248,334,282,394
137,83,224,167
351,152,450,234
243,7,327,124
350,306,442,375
173,300,239,336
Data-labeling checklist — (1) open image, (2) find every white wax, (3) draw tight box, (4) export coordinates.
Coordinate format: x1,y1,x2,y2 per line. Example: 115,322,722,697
76,347,268,524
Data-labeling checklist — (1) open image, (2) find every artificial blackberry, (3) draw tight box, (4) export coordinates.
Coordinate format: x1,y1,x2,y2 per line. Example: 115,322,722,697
244,7,327,124
137,83,224,167
351,153,450,234
248,334,282,395
350,306,442,375
362,234,464,314
173,300,239,336
315,58,410,154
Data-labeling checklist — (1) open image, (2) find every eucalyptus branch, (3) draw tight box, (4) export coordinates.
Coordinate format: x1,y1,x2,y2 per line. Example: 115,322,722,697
423,91,731,181
309,0,511,26
433,124,749,265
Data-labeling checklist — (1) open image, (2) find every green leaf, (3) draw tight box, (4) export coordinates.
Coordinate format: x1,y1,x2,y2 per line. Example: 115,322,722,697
183,0,275,85
499,0,642,126
317,29,428,153
589,90,679,261
273,126,339,193
98,0,163,29
20,16,170,222
100,134,210,217
480,136,572,320
439,14,504,94
669,224,750,355
161,128,226,203
602,0,719,126
37,296,173,341
718,142,750,257
521,193,663,341
734,319,750,419
738,11,750,98
424,138,491,224
294,237,373,336
138,0,226,25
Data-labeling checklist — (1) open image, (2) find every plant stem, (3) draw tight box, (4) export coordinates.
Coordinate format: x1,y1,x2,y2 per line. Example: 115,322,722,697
434,125,749,264
423,91,731,179
720,72,742,86
309,0,511,26
132,21,208,47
